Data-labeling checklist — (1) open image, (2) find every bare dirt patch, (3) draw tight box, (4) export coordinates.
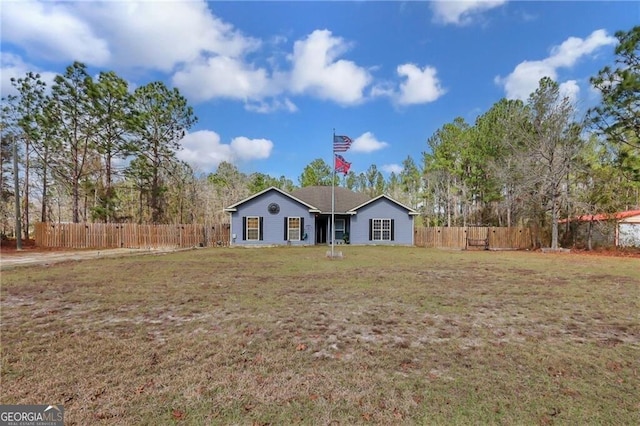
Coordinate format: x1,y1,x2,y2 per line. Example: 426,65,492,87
568,246,640,258
1,239,188,270
1,238,51,254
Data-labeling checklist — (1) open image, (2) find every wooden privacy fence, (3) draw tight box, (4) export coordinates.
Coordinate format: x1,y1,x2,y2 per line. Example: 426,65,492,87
35,223,531,250
35,222,230,249
414,226,533,250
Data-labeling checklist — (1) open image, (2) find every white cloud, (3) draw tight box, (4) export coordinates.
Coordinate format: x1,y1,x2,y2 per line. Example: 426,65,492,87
288,30,372,105
559,80,580,105
431,0,508,25
495,60,556,101
172,56,277,102
0,53,57,98
178,131,233,170
245,98,298,114
496,29,617,100
396,63,446,105
174,29,376,106
369,64,445,105
546,30,616,68
351,132,389,153
80,1,259,71
1,0,110,65
1,0,258,72
178,130,273,171
230,137,274,160
2,2,441,111
382,164,403,174
369,81,396,99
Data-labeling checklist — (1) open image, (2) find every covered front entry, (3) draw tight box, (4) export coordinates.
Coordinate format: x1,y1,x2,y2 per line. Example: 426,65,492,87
315,215,350,245
316,217,328,244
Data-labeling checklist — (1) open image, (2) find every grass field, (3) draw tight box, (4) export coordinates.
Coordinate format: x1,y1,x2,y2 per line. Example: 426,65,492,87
1,246,638,425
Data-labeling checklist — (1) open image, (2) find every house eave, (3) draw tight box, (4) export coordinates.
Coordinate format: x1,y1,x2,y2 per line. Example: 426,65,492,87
349,194,419,215
321,211,357,215
225,186,321,211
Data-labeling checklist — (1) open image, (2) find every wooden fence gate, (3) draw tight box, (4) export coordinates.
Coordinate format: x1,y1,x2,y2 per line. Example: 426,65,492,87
465,226,490,250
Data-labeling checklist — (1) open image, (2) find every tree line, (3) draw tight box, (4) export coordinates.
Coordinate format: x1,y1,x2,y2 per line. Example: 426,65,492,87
1,27,638,250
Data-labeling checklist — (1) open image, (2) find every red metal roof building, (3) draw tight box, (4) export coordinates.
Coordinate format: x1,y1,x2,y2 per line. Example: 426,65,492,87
561,210,640,247
560,210,640,223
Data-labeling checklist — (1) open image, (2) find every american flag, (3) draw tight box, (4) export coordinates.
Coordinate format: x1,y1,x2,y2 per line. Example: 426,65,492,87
333,135,352,152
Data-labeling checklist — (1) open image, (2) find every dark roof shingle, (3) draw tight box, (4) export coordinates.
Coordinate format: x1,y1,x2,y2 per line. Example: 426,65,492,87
290,186,371,213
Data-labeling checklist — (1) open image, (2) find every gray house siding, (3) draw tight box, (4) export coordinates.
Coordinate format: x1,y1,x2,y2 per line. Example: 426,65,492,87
226,187,417,247
230,191,315,246
350,198,414,245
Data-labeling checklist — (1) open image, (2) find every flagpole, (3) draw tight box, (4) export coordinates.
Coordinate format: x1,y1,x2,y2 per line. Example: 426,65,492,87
331,129,336,258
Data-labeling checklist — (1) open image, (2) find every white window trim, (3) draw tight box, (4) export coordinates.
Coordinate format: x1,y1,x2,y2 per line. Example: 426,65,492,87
247,216,260,241
372,218,392,241
288,217,301,241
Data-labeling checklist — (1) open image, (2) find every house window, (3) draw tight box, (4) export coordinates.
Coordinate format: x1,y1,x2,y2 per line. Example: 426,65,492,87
334,219,345,240
246,216,260,240
288,217,301,241
371,218,394,241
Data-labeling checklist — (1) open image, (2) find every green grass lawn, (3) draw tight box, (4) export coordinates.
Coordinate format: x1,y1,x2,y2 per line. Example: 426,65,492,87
1,247,638,425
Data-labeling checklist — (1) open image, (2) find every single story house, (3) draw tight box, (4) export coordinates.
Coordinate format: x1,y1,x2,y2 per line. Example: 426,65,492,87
560,209,640,248
224,186,419,246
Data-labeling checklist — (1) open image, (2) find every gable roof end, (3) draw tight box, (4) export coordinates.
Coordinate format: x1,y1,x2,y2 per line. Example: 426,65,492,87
224,186,321,212
348,194,420,215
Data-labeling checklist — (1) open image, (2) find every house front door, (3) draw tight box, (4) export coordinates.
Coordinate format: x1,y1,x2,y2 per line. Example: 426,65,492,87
316,218,327,244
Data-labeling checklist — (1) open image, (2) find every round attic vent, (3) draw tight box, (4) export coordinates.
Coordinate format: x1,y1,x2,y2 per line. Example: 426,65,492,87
268,203,280,214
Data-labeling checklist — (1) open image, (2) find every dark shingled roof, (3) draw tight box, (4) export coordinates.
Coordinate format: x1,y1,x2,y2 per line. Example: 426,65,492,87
290,186,371,213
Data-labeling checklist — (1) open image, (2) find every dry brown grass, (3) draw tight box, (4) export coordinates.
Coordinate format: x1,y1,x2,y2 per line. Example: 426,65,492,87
1,246,639,425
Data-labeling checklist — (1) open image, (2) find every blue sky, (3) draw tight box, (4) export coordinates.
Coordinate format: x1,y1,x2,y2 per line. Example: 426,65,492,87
1,1,638,182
